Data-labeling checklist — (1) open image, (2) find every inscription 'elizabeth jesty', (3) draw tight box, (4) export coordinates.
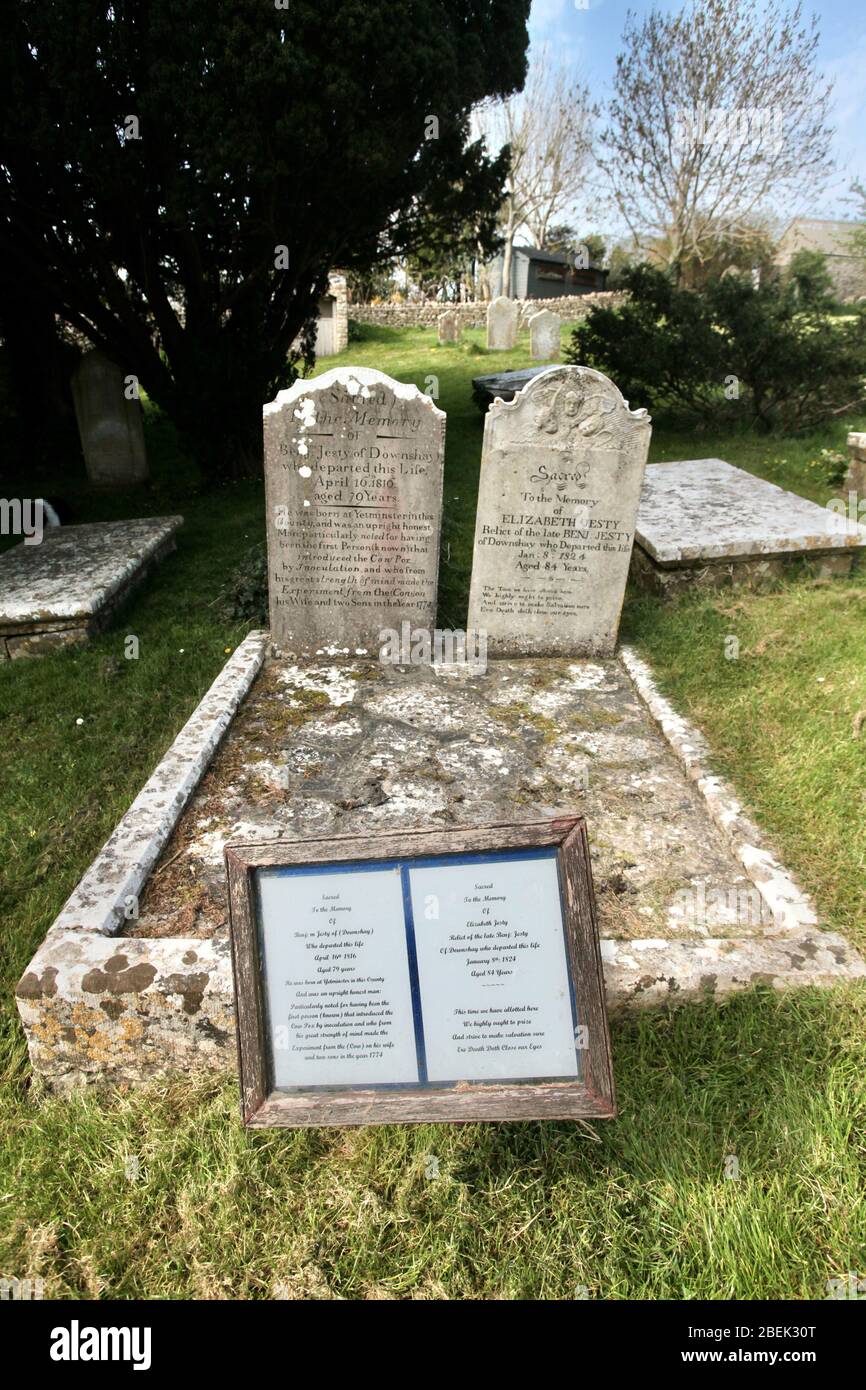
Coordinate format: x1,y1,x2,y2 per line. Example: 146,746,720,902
467,364,651,657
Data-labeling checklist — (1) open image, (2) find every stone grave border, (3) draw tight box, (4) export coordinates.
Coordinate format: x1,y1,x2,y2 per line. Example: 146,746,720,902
16,634,865,1090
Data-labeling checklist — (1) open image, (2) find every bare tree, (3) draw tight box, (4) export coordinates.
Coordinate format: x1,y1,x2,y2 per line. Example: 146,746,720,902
604,0,834,273
477,51,596,296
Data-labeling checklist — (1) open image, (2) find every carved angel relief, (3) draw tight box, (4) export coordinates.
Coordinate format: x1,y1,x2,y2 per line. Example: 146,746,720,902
535,380,621,450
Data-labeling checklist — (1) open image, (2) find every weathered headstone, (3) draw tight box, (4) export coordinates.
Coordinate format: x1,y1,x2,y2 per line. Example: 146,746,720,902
71,350,149,486
263,366,446,656
529,308,561,361
467,364,651,656
486,296,518,351
846,431,866,499
437,310,462,345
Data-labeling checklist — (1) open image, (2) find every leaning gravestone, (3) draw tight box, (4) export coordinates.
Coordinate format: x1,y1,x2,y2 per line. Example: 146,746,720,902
263,367,446,657
467,365,651,656
437,310,462,345
71,349,149,486
486,296,518,350
530,308,561,361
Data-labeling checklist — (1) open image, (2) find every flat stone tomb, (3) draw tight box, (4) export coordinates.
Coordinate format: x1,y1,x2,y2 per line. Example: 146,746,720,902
468,364,651,657
0,517,182,658
16,643,864,1089
472,364,565,409
633,458,866,595
263,367,445,657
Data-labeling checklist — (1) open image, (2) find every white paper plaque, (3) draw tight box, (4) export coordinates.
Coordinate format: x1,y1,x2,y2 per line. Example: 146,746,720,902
257,865,419,1088
255,850,579,1090
408,853,578,1082
227,820,616,1125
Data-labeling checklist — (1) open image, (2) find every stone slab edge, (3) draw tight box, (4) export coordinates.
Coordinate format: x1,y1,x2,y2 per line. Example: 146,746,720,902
16,631,269,1087
635,461,866,565
15,639,865,1090
0,516,184,626
620,644,864,952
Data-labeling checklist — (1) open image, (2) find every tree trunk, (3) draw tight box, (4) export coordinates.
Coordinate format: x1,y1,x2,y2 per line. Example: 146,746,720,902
172,380,267,484
501,200,515,298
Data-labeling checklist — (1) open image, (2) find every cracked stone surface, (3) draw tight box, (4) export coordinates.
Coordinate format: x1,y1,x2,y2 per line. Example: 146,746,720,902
130,655,780,944
636,459,866,563
0,517,183,656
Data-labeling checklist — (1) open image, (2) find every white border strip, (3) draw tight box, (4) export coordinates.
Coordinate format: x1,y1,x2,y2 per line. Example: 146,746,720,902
45,630,269,941
621,645,818,933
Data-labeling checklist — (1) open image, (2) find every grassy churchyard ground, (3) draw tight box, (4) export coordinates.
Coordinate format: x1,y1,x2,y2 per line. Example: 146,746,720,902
1,321,865,1299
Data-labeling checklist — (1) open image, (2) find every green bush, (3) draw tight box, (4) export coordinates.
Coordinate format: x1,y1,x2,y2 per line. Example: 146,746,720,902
218,543,268,625
566,265,866,430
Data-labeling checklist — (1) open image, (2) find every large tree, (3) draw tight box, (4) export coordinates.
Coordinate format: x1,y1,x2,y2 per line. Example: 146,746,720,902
604,0,834,275
0,1,529,479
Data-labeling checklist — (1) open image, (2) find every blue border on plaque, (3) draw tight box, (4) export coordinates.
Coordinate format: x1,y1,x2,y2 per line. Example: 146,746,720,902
255,846,583,1094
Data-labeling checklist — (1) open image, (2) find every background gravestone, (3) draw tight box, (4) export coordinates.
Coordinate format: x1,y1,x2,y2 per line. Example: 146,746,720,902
846,431,866,499
486,296,518,350
437,311,462,344
467,364,651,657
71,350,149,486
263,366,446,656
529,308,561,361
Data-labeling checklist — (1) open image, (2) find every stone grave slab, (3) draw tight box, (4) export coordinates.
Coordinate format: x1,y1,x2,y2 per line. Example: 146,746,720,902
16,638,864,1090
263,367,445,657
468,364,651,657
473,365,566,410
0,516,183,658
633,458,866,596
486,296,518,350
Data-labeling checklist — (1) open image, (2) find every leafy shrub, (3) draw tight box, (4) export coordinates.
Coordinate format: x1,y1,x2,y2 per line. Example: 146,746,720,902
566,265,866,429
218,543,268,624
786,250,837,309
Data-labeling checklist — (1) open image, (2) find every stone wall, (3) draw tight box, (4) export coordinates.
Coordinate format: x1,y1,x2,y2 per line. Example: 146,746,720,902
349,292,627,330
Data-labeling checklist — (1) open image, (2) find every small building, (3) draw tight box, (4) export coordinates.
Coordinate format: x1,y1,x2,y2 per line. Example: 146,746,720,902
311,273,349,357
486,245,608,300
775,218,866,302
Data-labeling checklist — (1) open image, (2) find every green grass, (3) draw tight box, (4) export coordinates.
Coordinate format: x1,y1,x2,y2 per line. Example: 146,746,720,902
1,323,865,1298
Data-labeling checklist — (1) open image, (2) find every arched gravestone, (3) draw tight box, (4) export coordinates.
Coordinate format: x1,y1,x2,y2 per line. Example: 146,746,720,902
529,308,561,361
486,295,518,350
467,365,651,657
71,350,149,486
263,367,446,657
437,310,461,344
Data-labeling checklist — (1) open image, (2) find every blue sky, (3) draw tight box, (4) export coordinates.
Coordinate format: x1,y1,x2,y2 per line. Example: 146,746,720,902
528,0,865,223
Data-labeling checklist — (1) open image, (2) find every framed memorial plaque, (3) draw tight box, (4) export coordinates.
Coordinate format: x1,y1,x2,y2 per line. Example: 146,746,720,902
225,818,615,1127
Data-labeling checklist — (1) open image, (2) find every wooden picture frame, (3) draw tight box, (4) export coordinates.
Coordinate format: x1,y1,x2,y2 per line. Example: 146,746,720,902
225,817,615,1127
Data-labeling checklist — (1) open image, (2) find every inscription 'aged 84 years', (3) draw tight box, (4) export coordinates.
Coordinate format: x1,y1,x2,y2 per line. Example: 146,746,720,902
467,364,651,657
263,367,445,656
